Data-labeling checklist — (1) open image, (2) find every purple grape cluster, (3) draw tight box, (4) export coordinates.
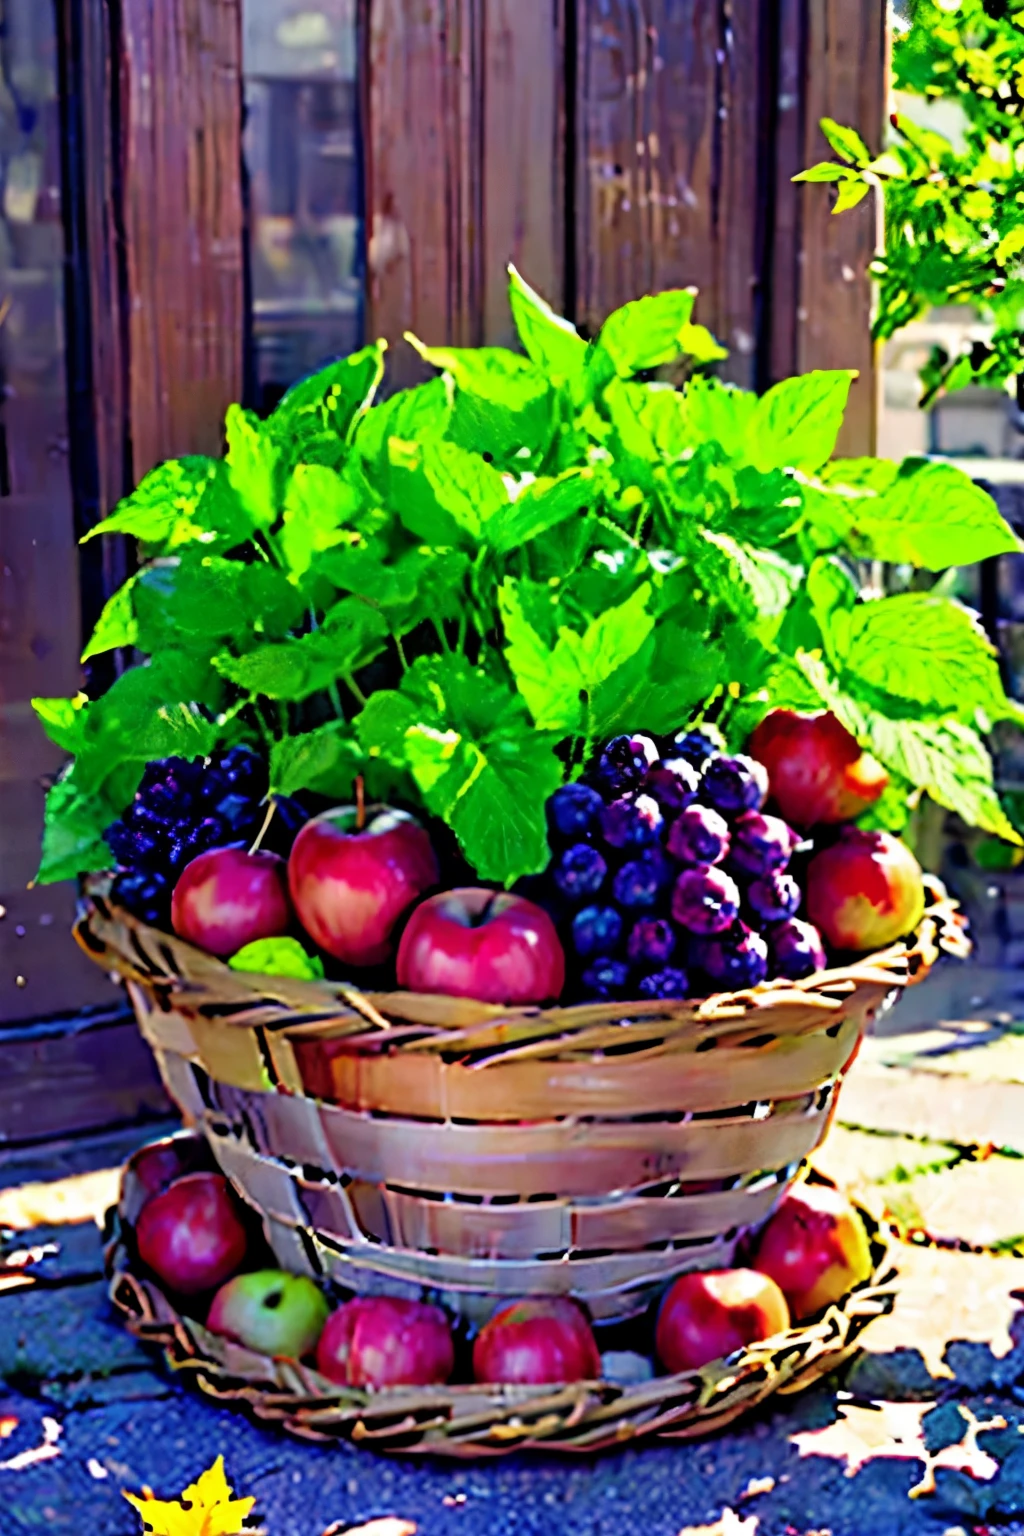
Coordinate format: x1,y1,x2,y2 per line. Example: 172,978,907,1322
539,731,826,1003
104,747,308,927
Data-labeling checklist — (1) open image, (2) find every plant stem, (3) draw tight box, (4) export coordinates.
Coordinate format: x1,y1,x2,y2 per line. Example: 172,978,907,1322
344,672,368,707
394,632,409,671
432,619,452,655
355,774,366,831
249,797,278,854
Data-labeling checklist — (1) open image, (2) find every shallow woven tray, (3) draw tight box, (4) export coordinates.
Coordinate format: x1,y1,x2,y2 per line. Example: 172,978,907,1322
79,875,966,1326
106,1131,897,1456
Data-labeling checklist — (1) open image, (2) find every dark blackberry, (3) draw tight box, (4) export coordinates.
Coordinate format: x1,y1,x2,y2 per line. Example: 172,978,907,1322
612,848,671,911
579,957,631,1001
554,843,608,900
700,754,769,815
600,794,663,850
592,734,658,796
671,730,720,768
671,867,741,935
627,917,677,966
637,967,690,1001
572,905,624,959
111,868,171,927
548,783,605,840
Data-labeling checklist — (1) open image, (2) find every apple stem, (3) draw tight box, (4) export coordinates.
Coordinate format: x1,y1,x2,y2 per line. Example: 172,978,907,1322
355,775,366,833
476,890,499,928
249,797,278,855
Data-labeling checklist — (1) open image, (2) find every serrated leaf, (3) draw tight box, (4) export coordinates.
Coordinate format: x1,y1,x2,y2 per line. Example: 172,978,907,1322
508,265,588,378
681,376,758,458
225,405,279,530
501,579,655,733
271,342,385,439
214,600,388,701
853,461,1020,569
832,178,871,213
31,694,90,754
269,722,363,796
806,554,857,666
487,468,596,554
747,370,855,473
280,463,364,578
839,593,1007,720
593,289,706,376
795,651,1021,844
35,761,141,884
131,556,302,656
81,579,139,661
82,458,252,553
701,531,802,623
385,437,509,545
228,936,324,981
71,656,222,794
407,336,553,464
819,116,871,166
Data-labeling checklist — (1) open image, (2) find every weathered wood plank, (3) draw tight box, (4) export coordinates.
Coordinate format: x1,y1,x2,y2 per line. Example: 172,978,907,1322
120,0,245,473
774,0,888,454
366,0,564,374
574,0,763,384
481,0,566,347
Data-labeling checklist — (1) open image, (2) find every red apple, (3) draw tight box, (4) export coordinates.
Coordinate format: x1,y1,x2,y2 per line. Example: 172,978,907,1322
134,1139,210,1203
136,1172,249,1297
472,1297,600,1386
171,847,291,958
806,827,925,951
396,888,565,1004
752,1182,873,1320
655,1268,790,1374
208,1269,328,1359
748,709,889,828
288,804,438,966
315,1296,454,1388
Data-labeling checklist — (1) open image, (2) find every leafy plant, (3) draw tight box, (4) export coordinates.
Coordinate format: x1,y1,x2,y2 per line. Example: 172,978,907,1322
32,269,1024,889
796,0,1024,401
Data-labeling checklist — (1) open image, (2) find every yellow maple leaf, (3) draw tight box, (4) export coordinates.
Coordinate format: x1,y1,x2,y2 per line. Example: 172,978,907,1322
124,1455,257,1536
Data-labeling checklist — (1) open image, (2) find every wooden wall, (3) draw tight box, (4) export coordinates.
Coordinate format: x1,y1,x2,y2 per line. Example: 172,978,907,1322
365,0,887,431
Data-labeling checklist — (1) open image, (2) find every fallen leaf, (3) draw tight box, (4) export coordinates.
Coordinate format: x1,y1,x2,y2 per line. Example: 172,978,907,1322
0,1417,17,1441
124,1455,257,1536
0,1167,120,1229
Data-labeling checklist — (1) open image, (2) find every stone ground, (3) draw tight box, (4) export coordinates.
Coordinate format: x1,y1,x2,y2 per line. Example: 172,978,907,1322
6,962,1024,1535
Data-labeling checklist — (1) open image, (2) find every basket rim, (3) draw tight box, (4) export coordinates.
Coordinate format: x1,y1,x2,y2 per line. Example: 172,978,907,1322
76,872,969,1046
106,1132,899,1457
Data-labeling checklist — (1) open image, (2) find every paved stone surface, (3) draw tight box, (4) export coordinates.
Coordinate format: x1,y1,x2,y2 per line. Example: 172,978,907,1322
810,1126,960,1196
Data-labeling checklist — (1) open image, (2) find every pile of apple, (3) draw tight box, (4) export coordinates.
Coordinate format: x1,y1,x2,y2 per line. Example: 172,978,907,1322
131,1139,875,1388
108,707,928,1009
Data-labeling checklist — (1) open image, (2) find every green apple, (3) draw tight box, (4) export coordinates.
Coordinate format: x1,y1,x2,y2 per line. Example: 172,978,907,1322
207,1269,329,1359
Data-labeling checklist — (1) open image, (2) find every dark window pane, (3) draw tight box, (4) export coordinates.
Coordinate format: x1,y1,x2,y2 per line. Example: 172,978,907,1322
242,1,363,413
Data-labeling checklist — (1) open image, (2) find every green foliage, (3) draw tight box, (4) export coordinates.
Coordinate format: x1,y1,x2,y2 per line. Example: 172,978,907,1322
796,0,1024,399
228,936,325,980
36,270,1024,887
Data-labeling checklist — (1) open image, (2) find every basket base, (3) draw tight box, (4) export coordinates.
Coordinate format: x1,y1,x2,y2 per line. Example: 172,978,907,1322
106,1132,898,1458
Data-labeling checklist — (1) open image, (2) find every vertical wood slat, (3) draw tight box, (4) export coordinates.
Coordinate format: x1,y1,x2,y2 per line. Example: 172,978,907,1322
773,0,888,455
365,0,565,375
119,0,245,476
574,0,765,387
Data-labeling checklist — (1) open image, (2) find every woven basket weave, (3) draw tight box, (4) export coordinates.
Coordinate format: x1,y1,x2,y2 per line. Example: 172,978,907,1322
77,874,965,1333
106,1131,897,1456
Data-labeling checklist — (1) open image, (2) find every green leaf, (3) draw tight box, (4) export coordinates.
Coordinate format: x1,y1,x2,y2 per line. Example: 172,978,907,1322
385,437,509,545
501,580,655,733
35,767,137,885
823,458,901,494
675,322,729,364
71,655,222,794
832,179,871,214
81,580,139,661
271,343,385,440
130,556,302,656
593,289,708,376
214,600,387,702
407,337,554,464
225,405,279,530
405,724,562,885
82,458,253,553
795,651,1021,844
747,370,855,473
228,936,325,980
838,593,1006,720
269,723,364,797
681,376,758,458
508,265,588,378
997,226,1024,264
279,463,364,578
701,531,802,625
819,117,871,167
31,694,90,755
793,162,858,183
487,468,596,554
806,554,857,666
854,462,1020,570
354,377,453,483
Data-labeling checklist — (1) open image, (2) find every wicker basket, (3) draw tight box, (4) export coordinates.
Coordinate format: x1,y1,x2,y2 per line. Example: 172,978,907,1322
77,874,965,1332
106,1130,898,1455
